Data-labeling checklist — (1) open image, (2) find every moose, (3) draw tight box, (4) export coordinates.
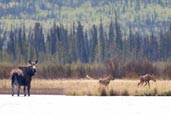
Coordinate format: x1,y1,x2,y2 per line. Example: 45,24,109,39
11,60,38,96
137,74,156,88
86,75,114,89
98,75,114,87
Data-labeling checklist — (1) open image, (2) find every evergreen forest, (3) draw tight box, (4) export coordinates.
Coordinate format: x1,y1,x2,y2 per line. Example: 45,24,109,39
0,0,171,78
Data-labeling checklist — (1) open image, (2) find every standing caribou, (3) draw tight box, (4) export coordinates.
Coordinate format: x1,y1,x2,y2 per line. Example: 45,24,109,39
11,60,38,96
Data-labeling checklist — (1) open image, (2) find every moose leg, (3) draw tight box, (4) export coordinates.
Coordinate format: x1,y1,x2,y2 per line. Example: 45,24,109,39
138,81,141,87
27,85,30,96
17,76,22,96
17,85,20,96
12,84,15,96
137,82,140,87
23,86,26,96
106,85,109,91
138,81,143,87
11,77,15,96
147,81,150,88
143,81,148,87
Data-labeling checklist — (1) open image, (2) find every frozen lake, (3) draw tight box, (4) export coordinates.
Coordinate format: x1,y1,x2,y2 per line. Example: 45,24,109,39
0,95,171,114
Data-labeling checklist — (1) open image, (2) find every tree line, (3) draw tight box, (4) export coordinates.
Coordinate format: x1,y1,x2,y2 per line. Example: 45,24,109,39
0,18,171,64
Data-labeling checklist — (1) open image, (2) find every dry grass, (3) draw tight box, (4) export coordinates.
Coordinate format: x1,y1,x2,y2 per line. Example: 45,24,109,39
1,79,171,96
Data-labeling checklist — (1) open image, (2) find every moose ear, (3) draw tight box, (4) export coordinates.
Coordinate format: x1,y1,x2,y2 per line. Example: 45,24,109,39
35,60,38,64
29,60,32,64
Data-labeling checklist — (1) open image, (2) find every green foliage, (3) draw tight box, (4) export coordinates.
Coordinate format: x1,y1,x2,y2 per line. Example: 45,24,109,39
1,1,171,80
0,0,171,34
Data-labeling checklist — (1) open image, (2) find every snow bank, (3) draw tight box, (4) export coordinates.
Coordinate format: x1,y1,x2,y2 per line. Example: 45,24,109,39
0,95,171,114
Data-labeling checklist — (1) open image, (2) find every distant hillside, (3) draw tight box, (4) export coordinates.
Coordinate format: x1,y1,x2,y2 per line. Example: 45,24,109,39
1,0,171,65
0,0,171,34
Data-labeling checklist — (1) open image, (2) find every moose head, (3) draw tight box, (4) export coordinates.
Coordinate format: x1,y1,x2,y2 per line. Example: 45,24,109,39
27,60,38,76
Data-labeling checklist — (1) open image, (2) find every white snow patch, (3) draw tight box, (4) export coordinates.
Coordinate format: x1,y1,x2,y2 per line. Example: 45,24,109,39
0,95,171,114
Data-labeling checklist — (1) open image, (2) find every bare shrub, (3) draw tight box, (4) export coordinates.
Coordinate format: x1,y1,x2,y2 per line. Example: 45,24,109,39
124,60,158,76
124,72,138,79
163,65,171,79
0,65,13,79
105,59,124,78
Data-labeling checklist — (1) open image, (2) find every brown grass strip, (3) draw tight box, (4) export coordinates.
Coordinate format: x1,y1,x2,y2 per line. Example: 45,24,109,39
0,88,64,95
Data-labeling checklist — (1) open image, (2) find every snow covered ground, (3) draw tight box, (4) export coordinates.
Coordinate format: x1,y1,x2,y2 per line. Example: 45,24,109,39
0,95,171,114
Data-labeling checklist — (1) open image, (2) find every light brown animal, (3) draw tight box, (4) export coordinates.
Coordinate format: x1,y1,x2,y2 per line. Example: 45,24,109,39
138,74,156,88
10,68,24,79
99,75,114,87
86,75,114,87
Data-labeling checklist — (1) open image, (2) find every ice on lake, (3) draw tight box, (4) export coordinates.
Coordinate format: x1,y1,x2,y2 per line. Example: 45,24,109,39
0,95,171,114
